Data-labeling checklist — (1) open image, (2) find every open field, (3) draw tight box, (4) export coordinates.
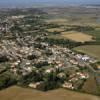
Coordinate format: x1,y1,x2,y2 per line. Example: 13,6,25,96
61,31,93,42
81,76,100,95
46,28,65,32
0,86,99,100
74,45,100,60
46,19,68,24
45,18,69,25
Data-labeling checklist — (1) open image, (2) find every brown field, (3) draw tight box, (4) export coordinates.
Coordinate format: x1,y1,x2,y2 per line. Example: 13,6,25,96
81,76,100,95
0,86,99,100
46,28,65,32
61,31,93,42
74,45,100,60
62,31,78,35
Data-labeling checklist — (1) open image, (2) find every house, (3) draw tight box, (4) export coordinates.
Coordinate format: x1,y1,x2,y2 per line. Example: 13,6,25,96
62,82,74,90
11,60,20,68
69,77,78,83
89,58,97,64
26,62,31,66
70,59,78,65
76,72,89,79
45,68,55,73
11,15,25,19
78,61,86,67
29,82,44,90
25,67,32,72
57,72,66,79
45,69,52,73
40,42,49,47
81,55,90,61
75,54,82,59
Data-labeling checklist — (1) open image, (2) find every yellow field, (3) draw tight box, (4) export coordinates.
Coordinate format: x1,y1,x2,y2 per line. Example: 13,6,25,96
74,45,100,60
61,31,93,42
47,28,64,32
0,86,99,100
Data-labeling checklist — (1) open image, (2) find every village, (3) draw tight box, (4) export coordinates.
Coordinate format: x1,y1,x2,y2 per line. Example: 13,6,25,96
0,11,100,92
0,31,98,91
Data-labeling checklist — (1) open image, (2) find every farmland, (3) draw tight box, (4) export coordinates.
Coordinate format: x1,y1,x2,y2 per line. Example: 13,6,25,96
0,86,99,100
47,31,93,43
74,45,100,60
81,76,100,95
44,6,100,26
61,31,93,42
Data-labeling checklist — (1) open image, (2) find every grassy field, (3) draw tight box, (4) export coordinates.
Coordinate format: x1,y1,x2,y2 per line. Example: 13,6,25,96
61,31,93,42
74,45,100,60
0,86,99,100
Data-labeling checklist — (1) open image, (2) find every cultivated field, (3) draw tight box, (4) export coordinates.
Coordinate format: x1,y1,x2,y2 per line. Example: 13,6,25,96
61,31,93,42
74,45,100,60
0,86,99,100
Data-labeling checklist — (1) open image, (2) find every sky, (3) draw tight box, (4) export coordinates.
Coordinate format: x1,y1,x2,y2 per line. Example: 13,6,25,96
0,0,100,8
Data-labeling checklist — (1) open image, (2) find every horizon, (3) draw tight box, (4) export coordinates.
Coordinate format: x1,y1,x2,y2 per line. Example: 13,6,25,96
0,0,100,8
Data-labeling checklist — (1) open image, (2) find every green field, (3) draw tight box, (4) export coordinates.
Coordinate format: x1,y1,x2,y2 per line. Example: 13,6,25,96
74,45,100,60
0,86,99,100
